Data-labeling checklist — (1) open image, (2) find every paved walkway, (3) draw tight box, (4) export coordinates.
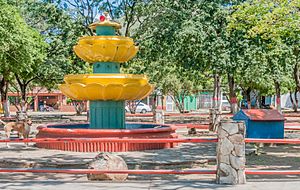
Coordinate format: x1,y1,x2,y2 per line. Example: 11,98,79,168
0,142,299,190
1,112,300,189
0,142,216,166
0,178,299,190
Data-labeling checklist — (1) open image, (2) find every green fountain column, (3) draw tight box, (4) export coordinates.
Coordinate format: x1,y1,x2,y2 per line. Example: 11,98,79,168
89,25,125,129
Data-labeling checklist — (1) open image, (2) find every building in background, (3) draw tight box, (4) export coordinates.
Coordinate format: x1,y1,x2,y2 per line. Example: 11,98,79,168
7,88,87,112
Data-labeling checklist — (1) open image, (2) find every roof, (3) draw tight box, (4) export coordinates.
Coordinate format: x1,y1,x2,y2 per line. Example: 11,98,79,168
241,109,285,121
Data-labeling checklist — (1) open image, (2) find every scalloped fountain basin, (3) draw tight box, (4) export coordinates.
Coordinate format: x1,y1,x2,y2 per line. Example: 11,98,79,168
59,74,154,101
73,36,138,63
36,123,178,152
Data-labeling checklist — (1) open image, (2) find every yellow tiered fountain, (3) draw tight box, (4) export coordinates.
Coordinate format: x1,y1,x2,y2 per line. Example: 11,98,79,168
60,13,153,129
36,13,177,152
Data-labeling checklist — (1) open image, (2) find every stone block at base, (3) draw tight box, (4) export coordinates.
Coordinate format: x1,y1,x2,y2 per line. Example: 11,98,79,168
87,153,128,181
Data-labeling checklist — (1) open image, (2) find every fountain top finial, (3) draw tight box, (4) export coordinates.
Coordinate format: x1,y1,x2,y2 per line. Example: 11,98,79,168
89,12,121,30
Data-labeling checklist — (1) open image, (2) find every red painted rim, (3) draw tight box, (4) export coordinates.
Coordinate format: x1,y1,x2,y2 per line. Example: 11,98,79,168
37,122,176,135
36,122,178,152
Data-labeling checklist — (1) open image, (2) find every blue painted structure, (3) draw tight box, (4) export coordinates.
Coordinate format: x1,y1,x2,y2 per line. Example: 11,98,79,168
233,109,284,139
89,22,125,129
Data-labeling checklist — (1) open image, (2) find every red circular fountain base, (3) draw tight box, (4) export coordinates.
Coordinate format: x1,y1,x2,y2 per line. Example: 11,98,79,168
36,123,178,152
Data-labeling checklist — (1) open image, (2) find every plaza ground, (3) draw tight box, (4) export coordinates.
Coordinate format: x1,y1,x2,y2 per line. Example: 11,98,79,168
0,142,299,190
1,179,300,190
0,111,299,189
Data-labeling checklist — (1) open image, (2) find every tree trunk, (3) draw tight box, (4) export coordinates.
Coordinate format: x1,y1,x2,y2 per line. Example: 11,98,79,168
17,85,28,119
274,81,281,112
290,90,297,112
20,86,27,112
210,74,222,132
170,92,184,113
293,48,300,93
127,100,138,114
181,95,185,113
161,95,164,111
295,89,298,112
294,63,300,92
2,100,10,117
173,96,184,113
152,94,157,122
246,88,251,109
228,74,238,113
209,108,221,132
15,74,28,112
257,93,262,108
0,77,10,117
73,101,85,115
213,74,222,112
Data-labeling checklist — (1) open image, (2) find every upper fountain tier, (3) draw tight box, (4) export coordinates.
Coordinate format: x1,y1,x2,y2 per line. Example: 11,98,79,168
74,36,138,63
59,13,154,101
74,15,138,63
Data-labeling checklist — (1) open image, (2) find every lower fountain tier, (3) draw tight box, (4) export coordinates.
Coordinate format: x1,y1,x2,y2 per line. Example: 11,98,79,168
36,123,178,152
59,74,153,101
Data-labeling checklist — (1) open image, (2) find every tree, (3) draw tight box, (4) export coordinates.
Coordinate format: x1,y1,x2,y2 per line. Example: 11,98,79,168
6,0,89,113
50,0,143,37
122,3,211,113
133,0,239,114
12,29,47,112
0,0,47,116
11,0,89,82
124,58,207,113
228,0,298,112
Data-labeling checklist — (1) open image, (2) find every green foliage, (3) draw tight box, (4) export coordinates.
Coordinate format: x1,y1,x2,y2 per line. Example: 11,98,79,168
125,58,208,112
124,0,231,111
228,0,298,97
228,0,300,42
2,0,298,113
0,0,91,112
0,0,46,83
11,0,89,88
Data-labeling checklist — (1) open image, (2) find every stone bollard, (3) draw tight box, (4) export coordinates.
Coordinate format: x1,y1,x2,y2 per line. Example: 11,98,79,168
155,109,165,124
216,121,246,184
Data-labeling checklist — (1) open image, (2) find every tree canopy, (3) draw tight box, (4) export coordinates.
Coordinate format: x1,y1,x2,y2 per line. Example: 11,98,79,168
1,0,300,114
